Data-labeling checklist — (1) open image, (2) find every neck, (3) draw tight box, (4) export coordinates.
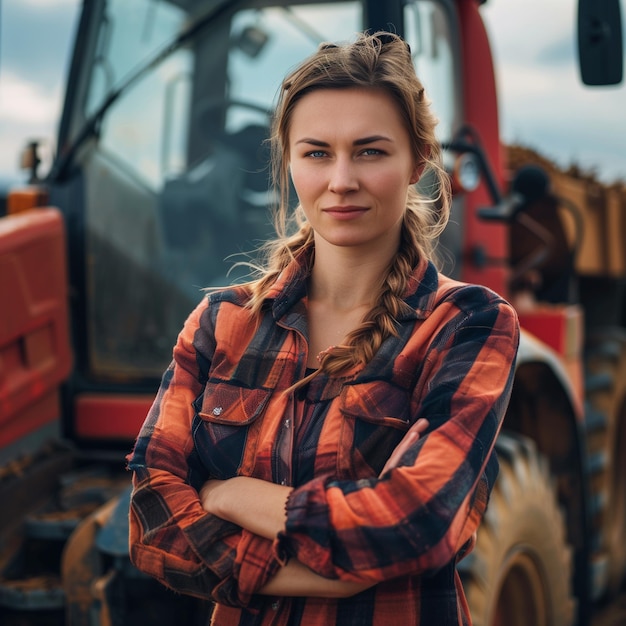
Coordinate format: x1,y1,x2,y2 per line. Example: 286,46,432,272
308,238,398,310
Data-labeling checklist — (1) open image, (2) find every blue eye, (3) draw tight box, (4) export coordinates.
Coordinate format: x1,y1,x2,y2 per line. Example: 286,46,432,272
306,150,327,158
362,148,383,156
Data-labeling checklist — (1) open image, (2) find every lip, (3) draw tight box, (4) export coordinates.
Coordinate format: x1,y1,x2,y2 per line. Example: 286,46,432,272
322,205,369,220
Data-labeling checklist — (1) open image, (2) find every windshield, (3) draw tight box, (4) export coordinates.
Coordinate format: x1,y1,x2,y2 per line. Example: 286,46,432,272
61,0,458,380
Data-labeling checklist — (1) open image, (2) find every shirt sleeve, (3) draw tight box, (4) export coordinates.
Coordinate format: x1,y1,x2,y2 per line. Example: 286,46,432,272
275,286,519,583
127,298,281,606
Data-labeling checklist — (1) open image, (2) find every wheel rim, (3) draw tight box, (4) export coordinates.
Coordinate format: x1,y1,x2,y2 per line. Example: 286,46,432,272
493,549,549,626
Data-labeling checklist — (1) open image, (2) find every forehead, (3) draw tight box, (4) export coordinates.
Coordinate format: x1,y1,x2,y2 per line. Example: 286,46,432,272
289,88,408,140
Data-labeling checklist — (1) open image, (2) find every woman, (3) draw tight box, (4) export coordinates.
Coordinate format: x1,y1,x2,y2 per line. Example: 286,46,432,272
128,32,519,626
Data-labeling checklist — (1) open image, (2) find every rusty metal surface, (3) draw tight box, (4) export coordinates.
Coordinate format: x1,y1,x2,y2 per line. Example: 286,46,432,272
0,443,74,533
62,498,119,626
0,446,129,623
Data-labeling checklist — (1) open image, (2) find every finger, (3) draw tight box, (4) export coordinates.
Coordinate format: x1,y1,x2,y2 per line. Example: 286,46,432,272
414,418,429,435
380,430,418,475
380,419,430,475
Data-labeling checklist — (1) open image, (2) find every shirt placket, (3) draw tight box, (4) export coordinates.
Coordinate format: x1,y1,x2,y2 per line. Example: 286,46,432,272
274,396,296,487
267,326,306,624
274,313,308,488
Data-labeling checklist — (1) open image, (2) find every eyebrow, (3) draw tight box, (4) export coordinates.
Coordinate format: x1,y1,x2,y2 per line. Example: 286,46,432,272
295,135,393,146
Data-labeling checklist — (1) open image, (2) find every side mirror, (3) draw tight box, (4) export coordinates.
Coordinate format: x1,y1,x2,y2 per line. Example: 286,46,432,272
578,0,623,85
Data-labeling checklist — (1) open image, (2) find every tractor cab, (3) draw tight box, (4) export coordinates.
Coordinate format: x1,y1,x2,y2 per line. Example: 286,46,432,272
44,0,465,446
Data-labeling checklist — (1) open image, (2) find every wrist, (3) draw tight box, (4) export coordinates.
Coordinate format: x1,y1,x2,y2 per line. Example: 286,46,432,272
199,478,231,518
211,477,236,520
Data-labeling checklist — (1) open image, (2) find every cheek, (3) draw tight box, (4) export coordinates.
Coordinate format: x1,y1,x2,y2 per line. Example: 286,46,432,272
289,164,302,191
368,170,411,201
290,164,321,200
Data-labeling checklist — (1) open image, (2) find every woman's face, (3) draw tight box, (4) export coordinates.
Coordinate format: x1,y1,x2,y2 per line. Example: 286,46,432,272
288,87,420,255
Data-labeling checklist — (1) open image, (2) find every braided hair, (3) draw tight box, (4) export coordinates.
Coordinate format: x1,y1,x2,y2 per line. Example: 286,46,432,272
246,31,451,384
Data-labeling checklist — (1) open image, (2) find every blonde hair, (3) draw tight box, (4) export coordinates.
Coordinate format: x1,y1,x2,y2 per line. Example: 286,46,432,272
246,31,450,382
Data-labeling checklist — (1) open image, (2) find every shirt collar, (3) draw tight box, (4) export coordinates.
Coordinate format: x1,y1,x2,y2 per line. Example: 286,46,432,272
266,247,442,323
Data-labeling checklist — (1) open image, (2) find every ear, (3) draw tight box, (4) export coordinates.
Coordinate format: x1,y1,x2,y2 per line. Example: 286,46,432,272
410,147,431,185
410,162,426,185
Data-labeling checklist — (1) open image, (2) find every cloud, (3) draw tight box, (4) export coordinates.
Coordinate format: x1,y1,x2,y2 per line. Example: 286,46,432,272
483,1,575,64
0,1,77,181
537,35,575,66
17,0,77,6
0,0,79,89
0,72,62,181
482,0,626,183
0,72,62,125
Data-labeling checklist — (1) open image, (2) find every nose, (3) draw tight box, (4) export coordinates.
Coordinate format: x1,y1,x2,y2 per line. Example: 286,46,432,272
328,156,359,194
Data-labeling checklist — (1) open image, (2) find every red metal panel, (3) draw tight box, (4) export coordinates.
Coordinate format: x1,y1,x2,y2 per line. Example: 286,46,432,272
74,394,153,440
0,208,72,446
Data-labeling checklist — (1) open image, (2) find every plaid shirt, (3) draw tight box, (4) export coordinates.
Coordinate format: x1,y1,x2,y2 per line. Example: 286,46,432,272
128,252,519,626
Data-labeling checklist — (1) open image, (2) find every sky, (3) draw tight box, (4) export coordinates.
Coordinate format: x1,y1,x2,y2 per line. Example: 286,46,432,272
482,0,626,183
0,0,80,184
0,0,625,186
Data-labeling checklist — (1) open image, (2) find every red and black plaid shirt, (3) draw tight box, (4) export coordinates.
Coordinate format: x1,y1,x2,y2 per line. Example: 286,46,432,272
128,252,519,625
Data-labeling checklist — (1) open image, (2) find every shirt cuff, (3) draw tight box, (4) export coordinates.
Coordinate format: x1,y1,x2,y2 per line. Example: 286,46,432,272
274,475,336,577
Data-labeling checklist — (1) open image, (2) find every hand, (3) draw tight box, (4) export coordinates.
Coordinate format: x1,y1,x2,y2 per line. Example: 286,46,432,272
198,476,292,540
380,418,429,476
199,478,226,514
260,559,373,598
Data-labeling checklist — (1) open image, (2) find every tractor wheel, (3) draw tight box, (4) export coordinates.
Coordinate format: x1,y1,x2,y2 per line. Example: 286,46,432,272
585,329,626,595
458,432,576,626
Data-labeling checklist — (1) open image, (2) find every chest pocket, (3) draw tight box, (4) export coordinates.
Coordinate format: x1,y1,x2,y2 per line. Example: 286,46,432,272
192,381,271,479
337,381,413,478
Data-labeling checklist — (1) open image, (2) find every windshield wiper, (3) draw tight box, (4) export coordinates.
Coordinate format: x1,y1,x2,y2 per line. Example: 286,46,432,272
49,0,237,182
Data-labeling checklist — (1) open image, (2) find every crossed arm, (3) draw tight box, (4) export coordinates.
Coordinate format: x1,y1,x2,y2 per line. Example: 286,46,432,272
199,418,429,597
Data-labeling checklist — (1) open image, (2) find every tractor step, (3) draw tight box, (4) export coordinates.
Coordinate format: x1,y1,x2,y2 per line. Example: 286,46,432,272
0,575,64,610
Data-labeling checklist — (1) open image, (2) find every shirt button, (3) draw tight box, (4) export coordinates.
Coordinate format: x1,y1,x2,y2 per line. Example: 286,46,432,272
212,406,223,416
280,479,287,486
284,419,290,429
272,600,280,611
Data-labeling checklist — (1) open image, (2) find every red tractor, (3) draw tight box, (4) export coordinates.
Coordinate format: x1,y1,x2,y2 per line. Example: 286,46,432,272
1,1,624,624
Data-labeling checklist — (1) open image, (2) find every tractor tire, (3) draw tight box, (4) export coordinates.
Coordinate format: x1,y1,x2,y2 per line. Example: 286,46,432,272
458,432,576,626
585,329,626,596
